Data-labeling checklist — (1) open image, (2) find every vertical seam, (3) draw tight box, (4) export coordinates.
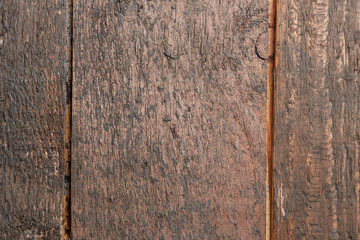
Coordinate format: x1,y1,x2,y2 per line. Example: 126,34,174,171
64,0,73,239
267,0,279,239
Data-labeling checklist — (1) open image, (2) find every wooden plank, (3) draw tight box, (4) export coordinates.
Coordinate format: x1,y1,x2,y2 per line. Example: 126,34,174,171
273,0,360,238
0,1,68,239
72,0,268,239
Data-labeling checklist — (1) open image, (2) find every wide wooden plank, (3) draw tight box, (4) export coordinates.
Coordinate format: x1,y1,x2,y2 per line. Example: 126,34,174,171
72,0,268,239
274,0,360,238
0,1,68,239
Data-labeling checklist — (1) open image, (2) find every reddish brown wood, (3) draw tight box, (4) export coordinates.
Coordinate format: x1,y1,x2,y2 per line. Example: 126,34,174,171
72,0,268,239
0,0,69,239
274,0,360,238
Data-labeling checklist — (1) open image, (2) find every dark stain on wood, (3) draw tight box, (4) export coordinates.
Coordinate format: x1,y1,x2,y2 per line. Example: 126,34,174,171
0,0,68,239
72,0,268,239
274,0,360,239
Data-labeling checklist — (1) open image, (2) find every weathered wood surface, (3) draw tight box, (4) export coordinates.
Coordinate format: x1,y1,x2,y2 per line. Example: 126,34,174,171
72,0,268,239
0,1,68,239
274,0,360,239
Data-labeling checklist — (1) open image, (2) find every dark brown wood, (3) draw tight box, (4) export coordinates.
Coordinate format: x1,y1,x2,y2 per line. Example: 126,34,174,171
0,1,68,239
72,0,268,239
274,0,360,238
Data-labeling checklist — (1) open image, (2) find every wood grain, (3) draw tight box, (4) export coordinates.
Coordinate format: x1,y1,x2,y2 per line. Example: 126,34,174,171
72,0,268,239
0,0,69,239
274,0,360,238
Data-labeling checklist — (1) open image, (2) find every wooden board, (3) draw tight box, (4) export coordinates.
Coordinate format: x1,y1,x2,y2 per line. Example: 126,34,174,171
72,0,268,239
273,0,360,238
0,0,68,239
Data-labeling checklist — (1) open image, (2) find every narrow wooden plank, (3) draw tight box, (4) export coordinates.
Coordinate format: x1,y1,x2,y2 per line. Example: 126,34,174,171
72,1,268,239
0,1,68,239
267,0,277,239
274,0,360,238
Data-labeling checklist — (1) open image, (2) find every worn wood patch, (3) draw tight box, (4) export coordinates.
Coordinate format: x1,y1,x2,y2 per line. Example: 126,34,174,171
273,0,360,238
0,0,68,239
72,0,268,239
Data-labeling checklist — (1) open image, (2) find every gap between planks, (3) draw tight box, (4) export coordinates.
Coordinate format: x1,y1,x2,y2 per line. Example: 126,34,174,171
64,0,73,239
266,0,279,239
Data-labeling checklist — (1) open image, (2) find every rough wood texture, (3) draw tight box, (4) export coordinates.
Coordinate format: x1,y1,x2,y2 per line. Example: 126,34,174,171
0,1,68,239
72,0,268,239
274,0,360,238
